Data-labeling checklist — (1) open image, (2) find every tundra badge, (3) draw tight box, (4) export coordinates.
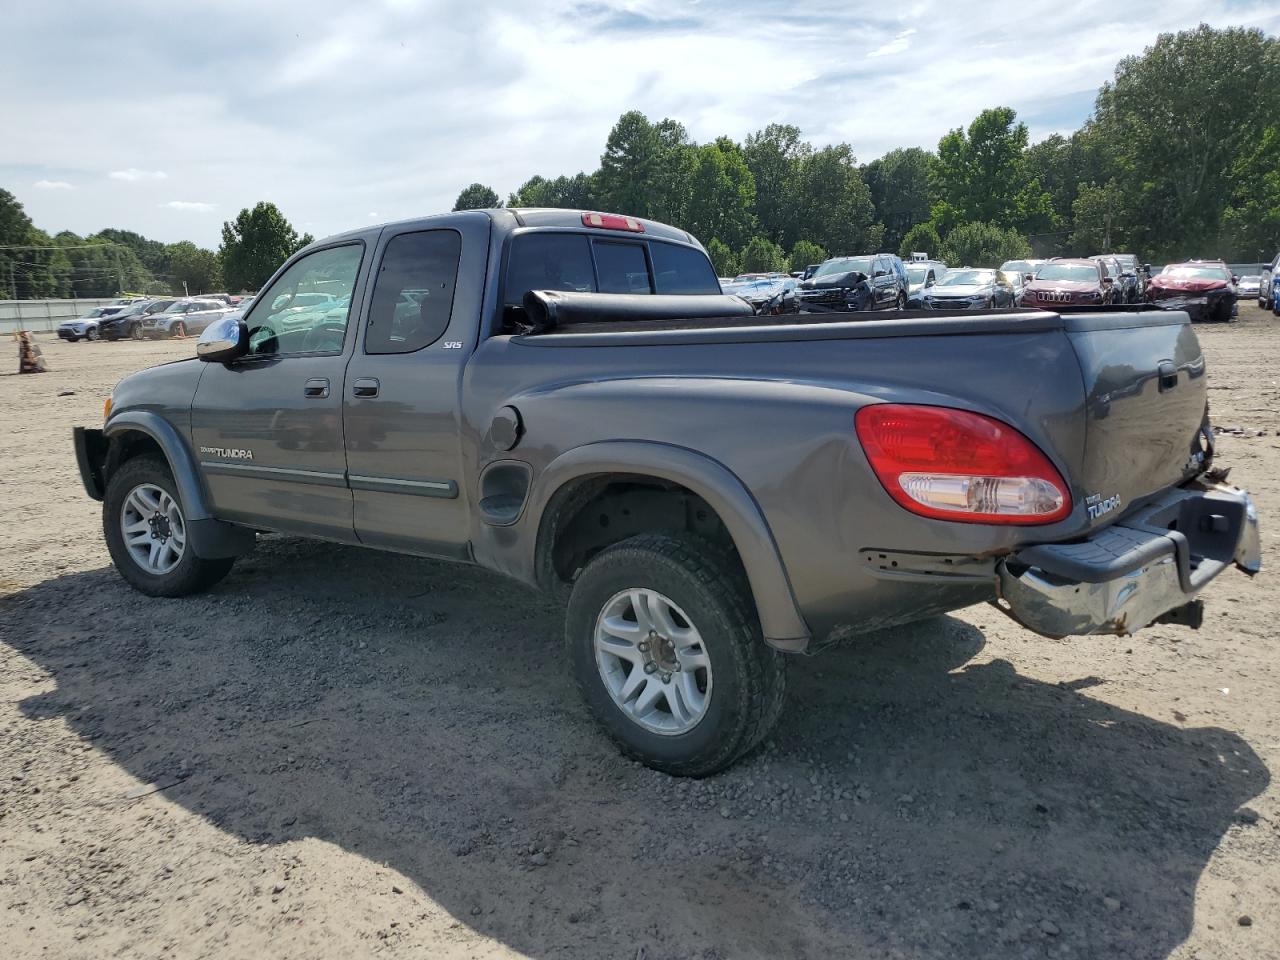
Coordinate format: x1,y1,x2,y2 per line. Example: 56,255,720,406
1085,492,1121,521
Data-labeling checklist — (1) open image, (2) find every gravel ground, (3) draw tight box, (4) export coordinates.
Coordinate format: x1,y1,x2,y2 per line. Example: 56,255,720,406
2,308,1278,960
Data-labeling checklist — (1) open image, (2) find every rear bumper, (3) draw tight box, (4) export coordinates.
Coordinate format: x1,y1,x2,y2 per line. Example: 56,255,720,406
996,481,1260,638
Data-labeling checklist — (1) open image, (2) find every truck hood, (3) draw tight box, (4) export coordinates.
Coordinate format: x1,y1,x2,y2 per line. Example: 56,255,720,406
929,282,991,296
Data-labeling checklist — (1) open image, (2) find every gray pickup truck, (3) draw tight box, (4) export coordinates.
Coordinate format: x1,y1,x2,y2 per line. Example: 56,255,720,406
73,208,1261,776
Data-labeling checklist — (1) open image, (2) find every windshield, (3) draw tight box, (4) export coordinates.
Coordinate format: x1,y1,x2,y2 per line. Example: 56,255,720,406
941,269,993,285
162,302,192,314
78,308,105,319
1163,265,1229,281
814,257,871,278
906,266,930,283
1035,263,1098,282
1000,260,1032,275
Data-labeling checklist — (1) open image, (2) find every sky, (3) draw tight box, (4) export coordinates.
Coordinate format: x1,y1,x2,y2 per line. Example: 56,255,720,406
4,0,1279,248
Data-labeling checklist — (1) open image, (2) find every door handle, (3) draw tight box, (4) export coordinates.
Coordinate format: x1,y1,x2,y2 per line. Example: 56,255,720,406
352,378,380,398
1158,360,1178,392
304,378,330,398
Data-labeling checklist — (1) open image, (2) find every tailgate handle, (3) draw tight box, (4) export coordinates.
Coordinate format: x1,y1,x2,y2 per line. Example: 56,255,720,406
1158,360,1178,392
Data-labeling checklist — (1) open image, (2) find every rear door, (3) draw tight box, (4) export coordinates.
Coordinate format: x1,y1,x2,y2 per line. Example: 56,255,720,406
343,216,489,557
190,242,367,540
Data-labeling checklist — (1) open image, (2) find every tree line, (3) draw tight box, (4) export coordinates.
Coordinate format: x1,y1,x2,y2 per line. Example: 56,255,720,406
454,24,1280,273
0,195,312,300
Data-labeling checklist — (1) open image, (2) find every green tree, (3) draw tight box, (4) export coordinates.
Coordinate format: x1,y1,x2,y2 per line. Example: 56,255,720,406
788,144,881,253
683,140,756,249
932,107,1051,235
507,172,596,209
738,236,788,273
168,241,223,294
91,228,169,276
789,240,827,271
898,222,944,262
51,231,149,297
452,183,500,211
742,124,808,245
864,147,932,253
218,202,312,292
1093,25,1280,259
938,222,1031,267
0,189,64,299
1068,181,1126,253
1221,126,1280,261
705,238,739,278
595,111,695,223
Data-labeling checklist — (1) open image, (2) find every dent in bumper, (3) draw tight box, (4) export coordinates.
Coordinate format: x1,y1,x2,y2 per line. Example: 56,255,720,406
995,482,1259,638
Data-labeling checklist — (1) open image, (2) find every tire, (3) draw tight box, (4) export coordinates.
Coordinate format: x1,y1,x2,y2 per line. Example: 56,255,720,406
895,292,907,310
86,327,99,341
103,455,235,597
566,534,787,777
131,322,144,341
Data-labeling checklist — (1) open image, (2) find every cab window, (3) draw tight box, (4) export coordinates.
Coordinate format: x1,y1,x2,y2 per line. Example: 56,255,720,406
243,244,363,356
594,241,651,294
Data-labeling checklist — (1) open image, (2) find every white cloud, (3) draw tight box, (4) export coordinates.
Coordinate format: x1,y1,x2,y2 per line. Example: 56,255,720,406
868,28,916,58
34,179,74,190
2,0,1277,246
161,200,215,212
109,168,168,182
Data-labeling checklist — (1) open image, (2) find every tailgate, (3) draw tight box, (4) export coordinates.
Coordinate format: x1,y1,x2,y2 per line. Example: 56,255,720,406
1063,311,1207,523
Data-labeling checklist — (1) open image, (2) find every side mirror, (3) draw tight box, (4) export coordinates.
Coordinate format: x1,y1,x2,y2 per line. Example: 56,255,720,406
197,315,248,362
1102,276,1114,285
1024,273,1034,283
873,269,887,278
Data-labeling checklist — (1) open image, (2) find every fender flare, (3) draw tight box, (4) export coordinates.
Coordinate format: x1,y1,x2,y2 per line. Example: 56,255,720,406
528,440,811,651
105,411,213,520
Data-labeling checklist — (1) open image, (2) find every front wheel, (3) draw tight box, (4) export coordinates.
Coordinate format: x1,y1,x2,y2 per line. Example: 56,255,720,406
103,455,235,597
86,326,99,341
131,322,144,340
566,534,786,777
895,292,907,310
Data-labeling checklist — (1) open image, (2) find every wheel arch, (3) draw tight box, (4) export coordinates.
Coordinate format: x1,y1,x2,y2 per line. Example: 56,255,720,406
528,441,811,652
104,412,213,520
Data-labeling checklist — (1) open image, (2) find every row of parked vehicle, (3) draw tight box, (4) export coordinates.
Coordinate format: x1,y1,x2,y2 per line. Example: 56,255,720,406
718,249,1263,324
56,294,255,342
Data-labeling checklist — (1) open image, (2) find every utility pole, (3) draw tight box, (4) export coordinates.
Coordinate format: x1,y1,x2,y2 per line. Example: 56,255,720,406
113,247,125,296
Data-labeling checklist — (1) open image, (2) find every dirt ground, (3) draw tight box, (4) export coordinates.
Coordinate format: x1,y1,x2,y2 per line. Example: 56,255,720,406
1,307,1277,960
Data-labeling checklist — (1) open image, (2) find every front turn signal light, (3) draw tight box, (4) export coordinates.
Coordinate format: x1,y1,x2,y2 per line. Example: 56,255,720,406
103,396,113,421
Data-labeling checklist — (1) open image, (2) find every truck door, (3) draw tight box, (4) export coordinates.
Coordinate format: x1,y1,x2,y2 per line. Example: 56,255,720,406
189,242,367,541
342,218,489,557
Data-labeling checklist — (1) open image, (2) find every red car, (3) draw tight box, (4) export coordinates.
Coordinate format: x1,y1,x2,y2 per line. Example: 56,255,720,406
1019,259,1114,307
1146,260,1236,322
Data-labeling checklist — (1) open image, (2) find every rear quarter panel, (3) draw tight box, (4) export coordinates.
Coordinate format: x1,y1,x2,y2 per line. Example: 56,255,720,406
461,325,1090,641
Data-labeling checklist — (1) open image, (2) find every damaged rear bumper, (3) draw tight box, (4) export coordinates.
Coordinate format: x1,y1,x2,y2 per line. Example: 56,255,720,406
996,481,1260,638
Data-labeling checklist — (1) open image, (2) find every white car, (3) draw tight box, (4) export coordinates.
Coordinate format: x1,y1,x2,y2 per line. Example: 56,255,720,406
57,306,123,342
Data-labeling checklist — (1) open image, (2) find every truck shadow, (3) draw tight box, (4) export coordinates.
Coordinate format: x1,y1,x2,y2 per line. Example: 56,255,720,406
6,536,1268,960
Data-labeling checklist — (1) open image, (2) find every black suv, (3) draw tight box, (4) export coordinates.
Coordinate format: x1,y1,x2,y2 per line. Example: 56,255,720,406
100,299,176,341
797,253,909,310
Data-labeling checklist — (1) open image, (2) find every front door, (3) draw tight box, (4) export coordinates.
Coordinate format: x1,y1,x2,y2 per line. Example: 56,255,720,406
343,219,488,557
190,242,368,541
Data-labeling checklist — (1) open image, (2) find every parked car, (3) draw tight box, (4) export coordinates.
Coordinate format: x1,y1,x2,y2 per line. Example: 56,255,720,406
72,207,1260,777
1236,275,1261,299
141,298,233,339
798,254,908,311
802,264,820,280
920,267,1016,309
1089,255,1139,304
1259,251,1279,310
723,275,799,314
56,305,124,342
99,299,174,341
1021,259,1114,307
1147,261,1236,322
999,258,1046,282
904,261,947,307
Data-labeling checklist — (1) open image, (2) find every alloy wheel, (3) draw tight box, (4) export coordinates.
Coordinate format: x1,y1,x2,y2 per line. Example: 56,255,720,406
120,482,186,575
593,588,712,735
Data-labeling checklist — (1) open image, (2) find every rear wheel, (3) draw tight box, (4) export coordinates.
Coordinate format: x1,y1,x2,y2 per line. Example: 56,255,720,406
566,534,786,776
103,455,235,597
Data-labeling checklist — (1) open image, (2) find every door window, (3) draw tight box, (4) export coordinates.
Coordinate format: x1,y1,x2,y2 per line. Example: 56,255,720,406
365,230,462,354
650,241,720,294
243,244,363,356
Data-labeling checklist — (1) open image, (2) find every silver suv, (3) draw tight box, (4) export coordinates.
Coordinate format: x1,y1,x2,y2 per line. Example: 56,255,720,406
142,299,232,339
1259,251,1279,311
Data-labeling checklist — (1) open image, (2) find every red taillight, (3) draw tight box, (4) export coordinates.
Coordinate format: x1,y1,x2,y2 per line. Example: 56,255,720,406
581,212,645,233
854,404,1071,524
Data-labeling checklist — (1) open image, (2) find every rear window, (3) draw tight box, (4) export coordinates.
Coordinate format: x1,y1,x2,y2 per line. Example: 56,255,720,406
503,233,718,305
